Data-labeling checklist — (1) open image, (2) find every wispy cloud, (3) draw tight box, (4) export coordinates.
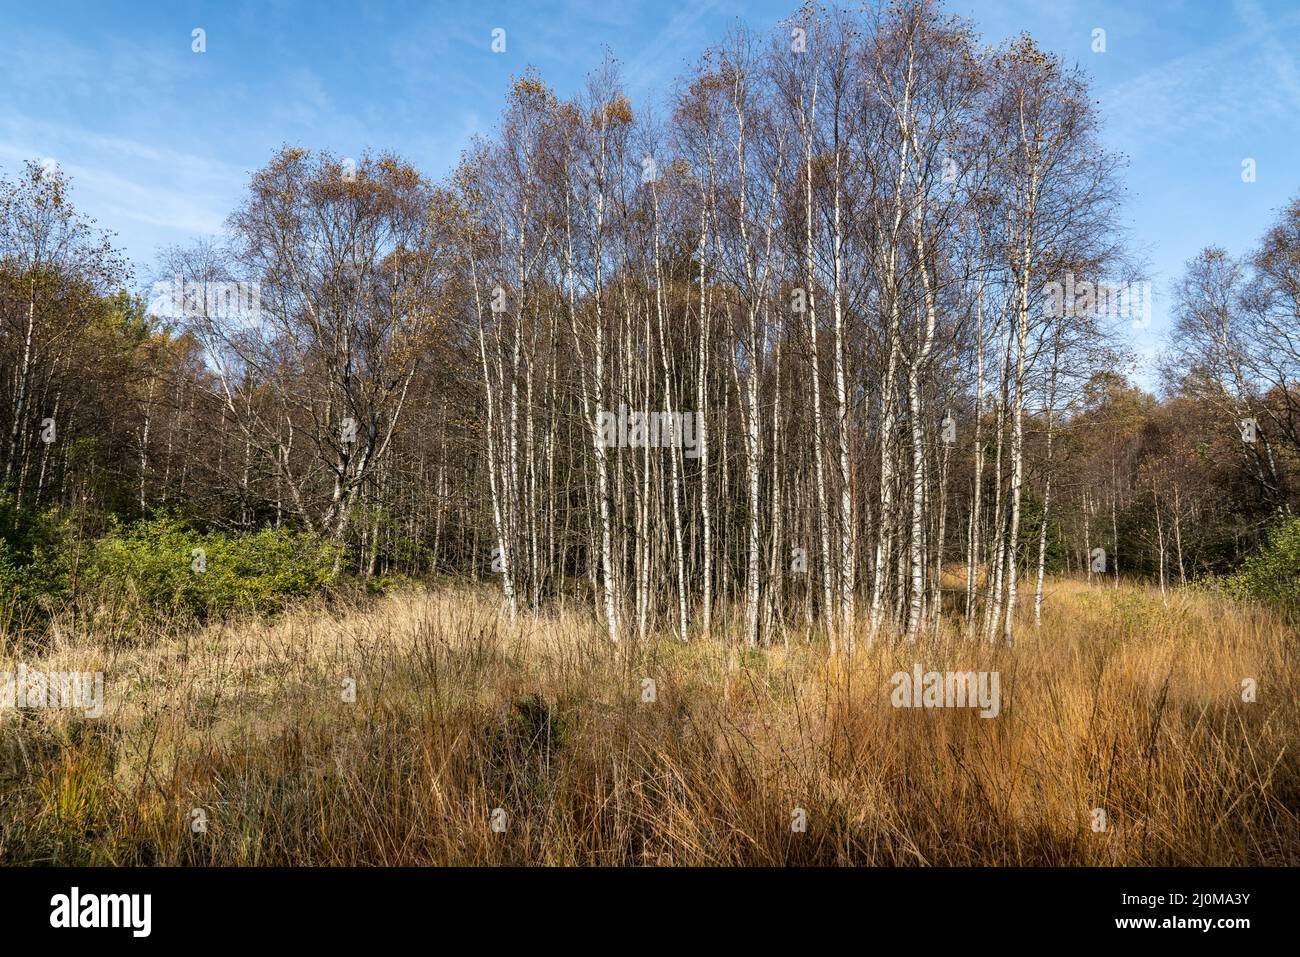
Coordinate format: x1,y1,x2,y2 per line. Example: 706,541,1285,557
0,116,240,239
1101,4,1300,151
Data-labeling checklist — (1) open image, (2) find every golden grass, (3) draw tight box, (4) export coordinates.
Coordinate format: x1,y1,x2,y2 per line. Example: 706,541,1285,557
1,577,1296,865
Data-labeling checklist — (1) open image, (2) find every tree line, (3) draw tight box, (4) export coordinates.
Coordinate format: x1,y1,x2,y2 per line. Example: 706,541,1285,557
2,0,1296,646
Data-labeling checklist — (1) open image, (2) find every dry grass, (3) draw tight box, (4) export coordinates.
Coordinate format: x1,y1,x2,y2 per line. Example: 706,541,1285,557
1,577,1296,865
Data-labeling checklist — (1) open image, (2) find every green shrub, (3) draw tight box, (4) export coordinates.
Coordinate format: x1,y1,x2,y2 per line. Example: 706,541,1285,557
1225,517,1300,610
86,518,341,622
0,494,72,620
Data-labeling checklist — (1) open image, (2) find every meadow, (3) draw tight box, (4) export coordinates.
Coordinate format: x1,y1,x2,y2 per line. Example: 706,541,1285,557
2,577,1295,866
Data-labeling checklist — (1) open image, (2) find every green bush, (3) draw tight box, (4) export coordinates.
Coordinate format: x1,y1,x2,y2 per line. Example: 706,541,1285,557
86,519,341,622
1225,517,1300,610
0,494,72,620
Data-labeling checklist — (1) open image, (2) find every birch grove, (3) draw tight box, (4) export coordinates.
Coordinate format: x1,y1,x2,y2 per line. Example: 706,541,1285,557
435,2,1132,648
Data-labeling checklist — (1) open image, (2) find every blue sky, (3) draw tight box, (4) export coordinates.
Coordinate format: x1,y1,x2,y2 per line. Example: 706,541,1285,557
1,0,1298,388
